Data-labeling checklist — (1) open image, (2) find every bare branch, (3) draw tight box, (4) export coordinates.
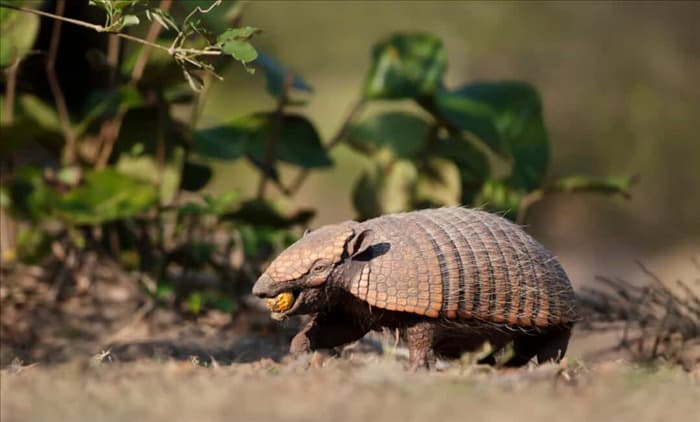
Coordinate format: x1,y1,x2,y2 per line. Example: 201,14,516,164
0,2,223,59
131,0,173,81
2,58,20,124
44,1,77,166
95,0,173,169
516,189,544,225
580,261,700,364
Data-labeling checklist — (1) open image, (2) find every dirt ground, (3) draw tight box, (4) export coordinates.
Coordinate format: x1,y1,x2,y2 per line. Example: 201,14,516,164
2,354,699,422
1,262,699,421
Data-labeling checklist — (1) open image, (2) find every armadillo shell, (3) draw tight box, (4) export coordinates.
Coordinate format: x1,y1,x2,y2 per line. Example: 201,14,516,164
348,207,578,327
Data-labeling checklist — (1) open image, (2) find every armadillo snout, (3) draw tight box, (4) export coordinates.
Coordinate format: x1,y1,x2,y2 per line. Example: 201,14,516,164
252,273,277,298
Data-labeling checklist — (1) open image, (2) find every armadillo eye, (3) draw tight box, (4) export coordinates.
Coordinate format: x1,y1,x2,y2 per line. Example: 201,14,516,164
312,263,327,273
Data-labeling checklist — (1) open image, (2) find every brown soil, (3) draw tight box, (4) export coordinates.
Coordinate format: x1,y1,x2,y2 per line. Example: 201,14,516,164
1,261,699,422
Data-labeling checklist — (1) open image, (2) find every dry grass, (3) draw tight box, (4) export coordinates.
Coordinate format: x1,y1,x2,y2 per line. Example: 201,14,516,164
579,260,700,369
2,260,699,422
1,355,698,422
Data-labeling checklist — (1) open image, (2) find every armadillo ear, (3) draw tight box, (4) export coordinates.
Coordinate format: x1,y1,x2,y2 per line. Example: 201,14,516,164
347,228,374,258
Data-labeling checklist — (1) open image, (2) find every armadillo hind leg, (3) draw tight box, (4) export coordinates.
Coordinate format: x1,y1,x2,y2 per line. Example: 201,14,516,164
290,312,370,354
405,321,437,371
503,324,573,367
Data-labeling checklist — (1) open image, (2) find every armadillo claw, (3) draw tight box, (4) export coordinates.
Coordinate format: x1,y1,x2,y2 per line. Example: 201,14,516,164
266,291,295,313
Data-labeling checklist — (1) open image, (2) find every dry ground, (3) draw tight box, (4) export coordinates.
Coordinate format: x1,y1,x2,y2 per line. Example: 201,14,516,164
2,354,699,422
2,262,699,422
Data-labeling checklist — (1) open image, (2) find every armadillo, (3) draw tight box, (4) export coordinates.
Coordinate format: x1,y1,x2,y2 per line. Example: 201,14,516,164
252,207,578,369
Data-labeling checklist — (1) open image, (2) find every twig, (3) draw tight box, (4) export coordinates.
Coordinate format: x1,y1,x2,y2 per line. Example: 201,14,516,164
257,73,293,199
651,297,674,358
95,0,172,169
101,299,155,345
1,59,20,254
44,1,77,166
286,98,366,196
106,34,120,87
580,261,700,363
516,189,544,225
155,93,167,190
0,2,211,58
131,0,172,82
191,80,211,129
2,58,20,123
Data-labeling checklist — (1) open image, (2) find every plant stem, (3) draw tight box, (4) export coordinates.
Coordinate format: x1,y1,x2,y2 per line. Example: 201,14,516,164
287,98,366,196
131,0,173,81
516,189,544,225
0,2,221,58
106,34,121,87
257,74,293,199
44,1,76,166
95,0,172,169
0,59,18,261
2,58,19,124
0,2,103,32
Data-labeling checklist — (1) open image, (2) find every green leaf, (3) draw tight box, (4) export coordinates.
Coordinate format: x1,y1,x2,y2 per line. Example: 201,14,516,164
352,161,418,220
217,26,261,43
183,69,205,92
15,95,61,131
363,32,447,100
120,14,140,28
185,292,204,314
115,154,180,203
208,295,235,313
147,8,178,31
237,224,259,258
247,114,332,169
113,0,145,9
178,192,239,218
16,225,53,264
413,158,462,209
78,87,144,136
432,133,490,204
346,112,430,159
193,121,254,161
54,168,158,225
224,199,315,229
180,161,213,192
204,192,239,213
0,6,40,67
111,106,183,161
7,167,57,222
0,186,10,209
550,175,635,198
434,82,549,191
190,241,216,266
56,167,82,187
474,179,524,221
255,52,313,98
1,94,63,155
221,40,258,63
196,113,331,169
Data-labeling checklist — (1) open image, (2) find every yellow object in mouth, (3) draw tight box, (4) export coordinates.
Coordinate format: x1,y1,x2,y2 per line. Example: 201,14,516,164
266,291,295,313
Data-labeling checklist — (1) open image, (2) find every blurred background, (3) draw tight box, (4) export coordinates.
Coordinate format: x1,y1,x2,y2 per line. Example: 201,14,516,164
0,0,698,366
215,1,699,284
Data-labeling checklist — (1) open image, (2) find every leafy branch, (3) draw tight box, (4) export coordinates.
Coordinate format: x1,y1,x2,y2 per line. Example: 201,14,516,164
0,0,261,91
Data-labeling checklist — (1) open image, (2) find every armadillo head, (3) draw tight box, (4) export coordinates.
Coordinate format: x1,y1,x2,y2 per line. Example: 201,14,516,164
252,222,373,320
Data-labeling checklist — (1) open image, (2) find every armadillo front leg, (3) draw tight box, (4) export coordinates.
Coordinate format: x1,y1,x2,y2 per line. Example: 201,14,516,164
290,312,370,355
406,320,437,371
